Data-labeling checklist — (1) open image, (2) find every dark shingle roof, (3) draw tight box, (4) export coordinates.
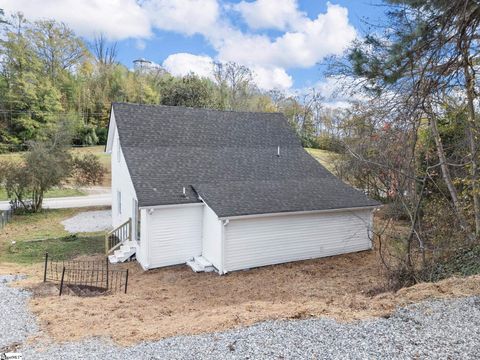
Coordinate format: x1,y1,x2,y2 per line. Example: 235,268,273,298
193,179,378,218
112,103,378,215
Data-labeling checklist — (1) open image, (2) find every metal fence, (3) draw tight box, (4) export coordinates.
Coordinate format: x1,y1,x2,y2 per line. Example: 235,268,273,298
0,208,13,230
43,253,129,296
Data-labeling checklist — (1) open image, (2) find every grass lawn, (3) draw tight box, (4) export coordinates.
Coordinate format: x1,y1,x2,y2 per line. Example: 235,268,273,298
0,187,86,201
305,148,338,173
0,207,106,264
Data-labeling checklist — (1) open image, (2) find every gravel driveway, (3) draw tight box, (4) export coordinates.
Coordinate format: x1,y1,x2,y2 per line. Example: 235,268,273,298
61,210,112,233
0,274,479,360
0,275,37,350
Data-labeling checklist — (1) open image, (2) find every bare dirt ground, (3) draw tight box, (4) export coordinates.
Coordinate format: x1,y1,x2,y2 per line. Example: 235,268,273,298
3,249,480,346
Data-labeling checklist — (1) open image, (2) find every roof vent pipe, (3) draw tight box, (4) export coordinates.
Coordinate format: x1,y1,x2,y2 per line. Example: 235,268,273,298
277,145,280,157
182,186,187,197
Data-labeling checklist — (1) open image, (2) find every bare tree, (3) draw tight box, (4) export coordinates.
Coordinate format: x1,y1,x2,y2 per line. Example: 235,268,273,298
92,34,117,67
213,61,253,110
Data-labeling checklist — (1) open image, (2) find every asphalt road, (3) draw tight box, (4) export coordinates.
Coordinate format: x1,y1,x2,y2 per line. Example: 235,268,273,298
0,193,111,211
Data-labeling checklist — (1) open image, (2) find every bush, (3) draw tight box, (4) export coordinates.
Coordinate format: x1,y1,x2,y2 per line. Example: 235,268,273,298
96,127,108,145
72,153,105,186
315,133,344,153
74,124,99,146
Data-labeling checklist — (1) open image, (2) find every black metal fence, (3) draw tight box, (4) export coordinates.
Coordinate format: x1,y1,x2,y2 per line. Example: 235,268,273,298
0,208,13,230
43,253,129,296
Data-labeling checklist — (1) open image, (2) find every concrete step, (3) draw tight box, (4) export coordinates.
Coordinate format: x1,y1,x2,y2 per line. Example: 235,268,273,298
109,243,136,264
194,256,211,268
186,256,215,273
186,259,204,272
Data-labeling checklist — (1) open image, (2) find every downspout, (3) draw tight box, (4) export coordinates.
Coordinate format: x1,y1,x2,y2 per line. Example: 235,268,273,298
220,218,229,275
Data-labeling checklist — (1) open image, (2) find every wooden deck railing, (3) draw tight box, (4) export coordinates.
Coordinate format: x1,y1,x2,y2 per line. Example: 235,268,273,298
105,218,131,255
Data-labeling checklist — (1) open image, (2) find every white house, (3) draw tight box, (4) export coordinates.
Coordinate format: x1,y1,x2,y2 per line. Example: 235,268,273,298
105,103,379,274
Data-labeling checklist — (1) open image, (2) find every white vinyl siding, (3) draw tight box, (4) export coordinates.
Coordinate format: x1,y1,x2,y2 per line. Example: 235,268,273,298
110,116,137,229
117,191,122,215
146,204,203,268
136,209,149,268
201,204,223,271
223,209,373,272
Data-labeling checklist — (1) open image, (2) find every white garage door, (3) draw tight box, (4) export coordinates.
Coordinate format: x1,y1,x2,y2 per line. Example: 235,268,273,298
224,208,373,272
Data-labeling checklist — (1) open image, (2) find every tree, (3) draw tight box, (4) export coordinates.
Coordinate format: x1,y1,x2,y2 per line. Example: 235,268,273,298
0,125,105,212
213,62,254,110
29,20,86,82
328,0,480,287
159,74,216,108
346,0,480,238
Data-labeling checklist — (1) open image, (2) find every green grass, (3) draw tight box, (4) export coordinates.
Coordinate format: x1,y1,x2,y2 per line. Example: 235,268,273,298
0,207,108,264
0,187,86,201
305,148,338,172
3,234,104,264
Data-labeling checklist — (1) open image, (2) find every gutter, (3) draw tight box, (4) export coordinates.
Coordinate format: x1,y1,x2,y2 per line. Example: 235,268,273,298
218,205,380,221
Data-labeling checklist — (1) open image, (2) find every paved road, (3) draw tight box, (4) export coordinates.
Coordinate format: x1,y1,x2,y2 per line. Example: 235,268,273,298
0,193,111,211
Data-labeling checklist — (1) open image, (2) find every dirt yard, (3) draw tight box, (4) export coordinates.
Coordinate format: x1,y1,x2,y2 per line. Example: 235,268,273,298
2,249,480,347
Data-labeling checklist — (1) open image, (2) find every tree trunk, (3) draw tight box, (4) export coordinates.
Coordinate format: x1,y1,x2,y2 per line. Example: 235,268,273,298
429,112,474,239
463,60,480,238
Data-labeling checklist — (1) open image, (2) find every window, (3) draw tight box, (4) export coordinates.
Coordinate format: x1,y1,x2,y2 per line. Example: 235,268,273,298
117,191,122,215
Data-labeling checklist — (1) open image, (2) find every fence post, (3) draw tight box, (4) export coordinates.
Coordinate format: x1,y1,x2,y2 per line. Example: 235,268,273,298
105,233,109,255
124,269,129,294
106,257,109,290
43,252,49,282
59,267,66,296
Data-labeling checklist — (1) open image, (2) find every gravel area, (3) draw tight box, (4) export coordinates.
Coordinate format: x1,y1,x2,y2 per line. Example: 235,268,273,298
0,275,37,350
17,296,480,359
61,210,111,233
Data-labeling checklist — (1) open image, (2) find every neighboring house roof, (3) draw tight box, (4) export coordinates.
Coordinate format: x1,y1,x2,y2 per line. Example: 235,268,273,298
111,102,378,216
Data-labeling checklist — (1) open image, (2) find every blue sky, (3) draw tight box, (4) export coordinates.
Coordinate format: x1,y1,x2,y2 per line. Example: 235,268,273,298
2,0,387,93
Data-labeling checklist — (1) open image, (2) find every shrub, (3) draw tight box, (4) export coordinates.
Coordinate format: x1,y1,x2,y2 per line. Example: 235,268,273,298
95,127,108,145
72,153,105,186
74,124,99,146
315,133,344,153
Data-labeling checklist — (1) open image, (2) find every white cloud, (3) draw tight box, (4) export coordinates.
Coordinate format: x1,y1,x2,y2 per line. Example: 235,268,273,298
252,66,293,90
142,0,220,36
135,39,147,51
162,53,292,91
1,0,151,40
314,75,368,102
218,3,356,69
2,0,358,91
232,0,304,31
162,53,215,79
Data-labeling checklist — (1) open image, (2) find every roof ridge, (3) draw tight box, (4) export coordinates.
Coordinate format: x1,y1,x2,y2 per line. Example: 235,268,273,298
112,102,284,116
